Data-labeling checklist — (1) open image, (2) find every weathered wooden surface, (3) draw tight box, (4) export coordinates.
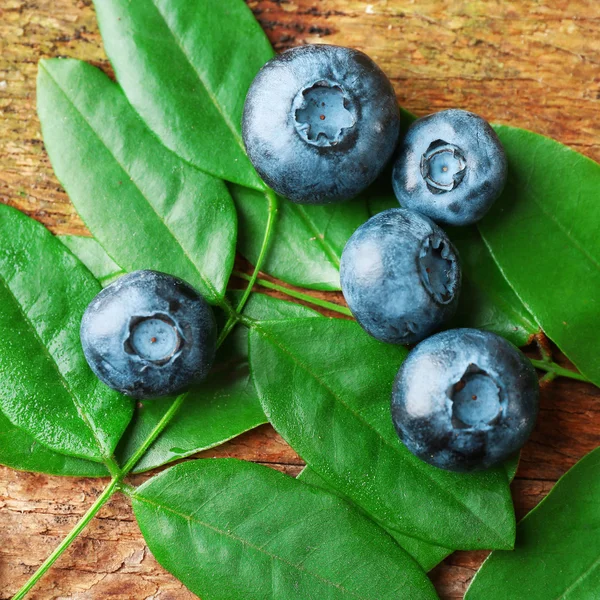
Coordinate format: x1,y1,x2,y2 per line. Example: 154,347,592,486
0,0,599,598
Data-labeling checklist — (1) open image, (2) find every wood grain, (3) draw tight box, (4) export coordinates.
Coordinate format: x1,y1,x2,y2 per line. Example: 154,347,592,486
1,1,599,598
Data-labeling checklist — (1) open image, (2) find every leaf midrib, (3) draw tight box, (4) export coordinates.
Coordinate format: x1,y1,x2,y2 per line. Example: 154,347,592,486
134,493,386,600
0,269,105,461
40,62,220,304
252,318,512,548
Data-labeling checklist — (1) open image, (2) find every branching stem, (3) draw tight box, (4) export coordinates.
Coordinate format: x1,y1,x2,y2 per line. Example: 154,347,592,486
530,359,591,383
217,187,279,345
233,270,352,317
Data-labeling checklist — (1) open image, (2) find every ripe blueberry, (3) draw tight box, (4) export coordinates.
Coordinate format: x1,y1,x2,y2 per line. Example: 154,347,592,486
392,109,507,226
242,44,400,204
81,270,216,399
391,329,539,472
340,208,461,344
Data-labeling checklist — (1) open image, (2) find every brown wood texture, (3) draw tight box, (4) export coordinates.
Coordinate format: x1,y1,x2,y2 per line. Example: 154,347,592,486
0,0,599,598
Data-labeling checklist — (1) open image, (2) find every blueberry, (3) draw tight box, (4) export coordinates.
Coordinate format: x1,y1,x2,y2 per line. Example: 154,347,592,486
340,208,461,344
80,270,216,399
392,109,507,226
391,329,539,472
242,44,400,204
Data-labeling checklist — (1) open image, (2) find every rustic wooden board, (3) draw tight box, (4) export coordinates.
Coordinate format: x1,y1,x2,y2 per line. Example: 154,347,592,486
1,1,599,598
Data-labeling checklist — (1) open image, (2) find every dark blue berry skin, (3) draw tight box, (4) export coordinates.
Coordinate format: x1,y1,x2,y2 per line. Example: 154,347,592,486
391,329,539,472
80,270,216,400
340,208,461,345
242,44,400,205
392,109,507,226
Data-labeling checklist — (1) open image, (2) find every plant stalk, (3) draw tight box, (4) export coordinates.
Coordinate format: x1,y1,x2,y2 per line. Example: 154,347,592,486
121,392,187,476
233,270,353,317
12,478,120,600
530,359,591,383
217,187,279,345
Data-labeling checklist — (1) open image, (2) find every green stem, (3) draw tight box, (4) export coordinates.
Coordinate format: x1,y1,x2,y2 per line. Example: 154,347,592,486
217,188,279,346
103,455,122,479
233,270,353,317
121,392,187,477
236,188,279,313
530,359,591,383
12,478,120,600
217,295,238,322
117,482,137,497
216,314,239,348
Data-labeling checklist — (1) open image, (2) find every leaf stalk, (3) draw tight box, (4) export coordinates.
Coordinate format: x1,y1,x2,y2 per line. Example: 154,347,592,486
12,477,120,600
530,359,591,383
232,270,353,317
217,187,279,345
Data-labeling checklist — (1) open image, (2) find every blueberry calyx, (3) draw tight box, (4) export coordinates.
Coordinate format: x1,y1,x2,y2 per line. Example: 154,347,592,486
420,140,467,194
293,80,356,147
418,234,458,304
125,314,184,365
450,364,504,429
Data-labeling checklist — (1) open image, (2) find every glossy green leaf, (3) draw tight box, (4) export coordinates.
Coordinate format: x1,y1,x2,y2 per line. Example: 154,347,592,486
466,447,600,599
479,126,600,385
37,58,236,305
118,293,318,473
59,236,124,286
132,459,438,600
448,226,538,346
0,204,133,462
232,185,369,290
301,453,519,571
250,317,515,549
299,452,520,572
298,466,452,572
93,0,271,190
0,409,108,477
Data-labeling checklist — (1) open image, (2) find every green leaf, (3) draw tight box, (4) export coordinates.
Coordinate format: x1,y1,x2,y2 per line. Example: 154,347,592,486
37,58,236,305
299,452,520,573
249,317,515,550
132,459,438,600
232,185,369,290
298,466,452,572
447,226,538,346
479,126,600,385
93,0,271,190
59,236,124,286
0,409,108,477
0,204,133,462
466,447,600,599
117,293,318,473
